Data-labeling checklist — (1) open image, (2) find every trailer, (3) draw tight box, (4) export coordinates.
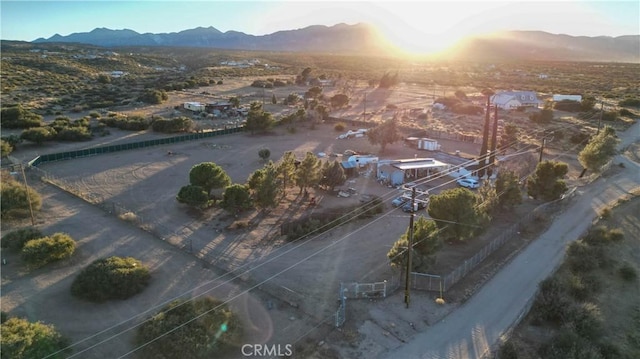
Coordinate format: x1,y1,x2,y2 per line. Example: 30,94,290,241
418,138,441,151
184,102,205,112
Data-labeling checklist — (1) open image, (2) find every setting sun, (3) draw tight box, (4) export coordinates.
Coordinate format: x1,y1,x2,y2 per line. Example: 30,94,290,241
366,1,505,55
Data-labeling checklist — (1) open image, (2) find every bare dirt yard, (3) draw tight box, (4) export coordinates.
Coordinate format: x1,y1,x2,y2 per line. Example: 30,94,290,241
1,79,592,358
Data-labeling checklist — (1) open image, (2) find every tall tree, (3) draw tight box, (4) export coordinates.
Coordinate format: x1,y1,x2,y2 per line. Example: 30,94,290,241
319,160,346,191
1,317,70,359
366,117,401,153
295,152,321,194
221,184,252,212
427,188,483,241
189,162,231,197
247,161,281,209
578,126,619,173
499,123,519,150
527,161,568,201
245,102,274,134
387,217,441,272
228,96,240,108
330,94,350,109
495,170,522,209
277,151,297,193
176,185,209,208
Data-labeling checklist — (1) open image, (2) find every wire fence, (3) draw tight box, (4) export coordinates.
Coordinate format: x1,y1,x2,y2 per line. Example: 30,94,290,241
410,194,574,293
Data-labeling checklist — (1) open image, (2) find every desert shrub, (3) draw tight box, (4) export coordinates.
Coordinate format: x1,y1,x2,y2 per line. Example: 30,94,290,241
138,89,168,104
21,233,75,267
54,127,92,141
334,122,346,132
71,256,150,302
567,273,601,301
618,97,640,107
283,196,382,241
532,277,571,324
0,227,43,251
88,111,101,118
0,175,42,219
566,241,607,273
136,297,243,359
583,225,623,245
498,341,519,359
539,329,603,359
1,105,43,129
618,263,637,282
599,207,611,219
0,317,70,359
565,302,602,340
570,131,590,144
619,108,635,117
152,117,193,133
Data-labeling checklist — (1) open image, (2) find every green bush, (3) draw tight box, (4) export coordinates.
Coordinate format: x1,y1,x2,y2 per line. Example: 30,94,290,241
619,263,637,282
567,273,601,301
0,317,70,359
152,117,193,133
55,127,92,141
136,297,243,359
618,97,640,107
532,277,572,324
71,256,150,302
498,341,519,359
566,302,602,340
21,233,75,267
566,241,607,273
0,227,43,251
538,329,603,359
0,175,42,219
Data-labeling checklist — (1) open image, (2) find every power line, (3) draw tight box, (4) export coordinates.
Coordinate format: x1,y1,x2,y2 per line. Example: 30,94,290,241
44,112,598,358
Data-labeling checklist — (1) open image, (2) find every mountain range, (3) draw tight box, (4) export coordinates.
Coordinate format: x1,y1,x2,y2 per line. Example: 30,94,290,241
32,23,639,63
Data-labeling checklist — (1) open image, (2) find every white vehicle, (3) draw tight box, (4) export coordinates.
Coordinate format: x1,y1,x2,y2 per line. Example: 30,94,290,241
337,129,368,139
457,178,480,189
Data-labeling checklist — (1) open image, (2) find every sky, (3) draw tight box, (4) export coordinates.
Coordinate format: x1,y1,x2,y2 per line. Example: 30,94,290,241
1,0,638,54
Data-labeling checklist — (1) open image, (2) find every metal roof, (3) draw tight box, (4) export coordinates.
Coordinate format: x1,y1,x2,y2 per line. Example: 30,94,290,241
392,159,448,170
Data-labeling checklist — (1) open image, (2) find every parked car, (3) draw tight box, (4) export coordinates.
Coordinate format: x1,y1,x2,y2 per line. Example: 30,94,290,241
402,201,427,213
391,196,409,207
457,178,480,189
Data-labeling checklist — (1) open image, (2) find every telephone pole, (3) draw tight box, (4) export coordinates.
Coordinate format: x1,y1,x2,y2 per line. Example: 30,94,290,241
597,100,603,135
20,164,36,226
539,138,546,163
404,187,416,309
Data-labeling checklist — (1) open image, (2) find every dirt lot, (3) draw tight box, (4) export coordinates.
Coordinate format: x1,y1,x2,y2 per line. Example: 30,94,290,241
1,80,589,358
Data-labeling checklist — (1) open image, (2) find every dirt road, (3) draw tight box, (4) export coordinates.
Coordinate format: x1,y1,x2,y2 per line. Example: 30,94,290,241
379,120,640,359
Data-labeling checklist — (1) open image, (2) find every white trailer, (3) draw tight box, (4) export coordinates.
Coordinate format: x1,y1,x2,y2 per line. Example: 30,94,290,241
418,138,441,151
184,102,205,112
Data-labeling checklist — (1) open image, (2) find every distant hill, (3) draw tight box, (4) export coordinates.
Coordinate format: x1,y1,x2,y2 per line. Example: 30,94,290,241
31,25,639,62
33,23,389,55
442,31,640,63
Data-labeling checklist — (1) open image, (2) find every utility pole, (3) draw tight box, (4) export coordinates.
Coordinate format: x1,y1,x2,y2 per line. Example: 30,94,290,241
597,100,603,135
20,164,36,226
363,92,367,122
404,187,416,309
539,137,546,163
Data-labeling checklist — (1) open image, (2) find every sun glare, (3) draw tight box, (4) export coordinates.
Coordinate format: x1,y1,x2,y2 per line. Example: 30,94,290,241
368,2,504,56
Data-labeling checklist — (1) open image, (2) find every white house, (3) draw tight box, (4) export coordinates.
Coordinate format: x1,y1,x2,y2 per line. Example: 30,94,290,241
491,91,542,110
552,94,582,102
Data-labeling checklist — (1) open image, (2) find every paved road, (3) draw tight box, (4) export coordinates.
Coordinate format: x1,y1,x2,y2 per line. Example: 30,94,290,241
380,120,640,359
